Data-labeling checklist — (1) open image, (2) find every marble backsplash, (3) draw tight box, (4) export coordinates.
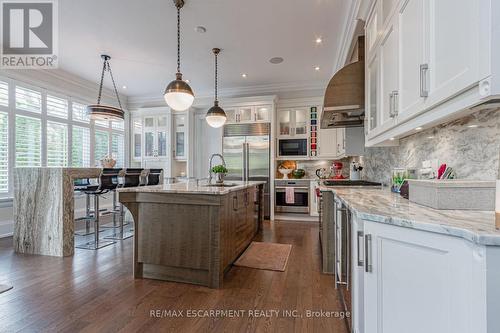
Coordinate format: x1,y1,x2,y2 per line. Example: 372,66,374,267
294,158,351,179
359,108,500,185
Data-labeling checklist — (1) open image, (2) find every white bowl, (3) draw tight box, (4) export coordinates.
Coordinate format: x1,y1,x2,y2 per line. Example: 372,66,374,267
279,168,293,179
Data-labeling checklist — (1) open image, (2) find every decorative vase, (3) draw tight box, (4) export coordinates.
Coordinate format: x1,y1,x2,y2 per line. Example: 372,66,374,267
215,172,225,184
100,155,116,168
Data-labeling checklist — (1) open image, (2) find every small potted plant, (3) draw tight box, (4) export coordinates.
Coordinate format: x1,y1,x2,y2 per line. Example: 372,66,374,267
211,165,228,184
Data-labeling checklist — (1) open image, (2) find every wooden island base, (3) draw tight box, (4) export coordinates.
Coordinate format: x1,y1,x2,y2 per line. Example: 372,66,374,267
119,182,264,288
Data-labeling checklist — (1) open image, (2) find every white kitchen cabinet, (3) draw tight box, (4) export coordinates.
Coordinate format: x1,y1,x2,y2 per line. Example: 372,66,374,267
317,128,337,158
224,105,272,124
366,53,379,135
351,215,364,333
423,0,480,112
173,113,187,160
397,0,426,120
309,181,319,217
378,17,398,133
277,108,308,138
362,221,486,333
364,0,488,147
336,128,345,156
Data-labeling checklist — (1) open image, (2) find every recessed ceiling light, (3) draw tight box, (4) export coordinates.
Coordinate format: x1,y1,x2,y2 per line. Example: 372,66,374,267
314,66,320,71
241,73,248,78
122,85,127,89
468,124,479,128
427,136,435,139
389,137,395,141
195,26,207,33
415,127,423,131
269,57,284,64
316,37,323,44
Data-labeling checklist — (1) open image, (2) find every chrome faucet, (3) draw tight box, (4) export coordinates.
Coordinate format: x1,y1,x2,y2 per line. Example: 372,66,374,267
208,153,226,184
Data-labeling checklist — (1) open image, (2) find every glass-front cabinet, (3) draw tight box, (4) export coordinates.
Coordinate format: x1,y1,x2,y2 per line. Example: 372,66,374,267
277,108,308,138
173,113,186,160
132,111,171,168
224,105,271,124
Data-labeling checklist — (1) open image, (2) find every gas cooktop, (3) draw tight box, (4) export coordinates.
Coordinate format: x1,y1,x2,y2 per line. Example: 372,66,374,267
322,180,382,187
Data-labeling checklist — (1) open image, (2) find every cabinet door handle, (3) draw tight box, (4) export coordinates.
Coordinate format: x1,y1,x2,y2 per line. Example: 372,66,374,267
392,90,399,116
420,64,429,97
233,196,238,211
389,92,394,118
365,234,373,273
357,231,364,267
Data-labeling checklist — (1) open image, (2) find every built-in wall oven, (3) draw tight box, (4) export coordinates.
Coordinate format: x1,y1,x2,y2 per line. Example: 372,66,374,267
277,138,308,157
275,179,310,214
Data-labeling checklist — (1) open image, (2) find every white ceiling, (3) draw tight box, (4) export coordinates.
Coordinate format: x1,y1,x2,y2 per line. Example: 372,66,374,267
58,0,351,99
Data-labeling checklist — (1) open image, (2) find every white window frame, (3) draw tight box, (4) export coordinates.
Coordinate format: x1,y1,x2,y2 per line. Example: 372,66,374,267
0,75,129,198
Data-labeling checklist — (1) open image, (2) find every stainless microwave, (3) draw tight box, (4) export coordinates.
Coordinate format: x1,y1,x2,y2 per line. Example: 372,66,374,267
278,138,308,157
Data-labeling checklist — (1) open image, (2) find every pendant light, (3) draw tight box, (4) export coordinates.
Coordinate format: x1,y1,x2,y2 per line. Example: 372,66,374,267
164,0,194,111
87,55,124,120
205,48,226,128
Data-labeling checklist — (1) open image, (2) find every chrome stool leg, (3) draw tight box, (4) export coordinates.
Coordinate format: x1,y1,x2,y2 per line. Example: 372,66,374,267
105,202,133,240
75,194,100,236
76,195,116,250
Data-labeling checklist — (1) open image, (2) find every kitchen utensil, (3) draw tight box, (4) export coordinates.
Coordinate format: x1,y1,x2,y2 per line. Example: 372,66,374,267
349,161,363,180
316,168,329,179
391,168,407,193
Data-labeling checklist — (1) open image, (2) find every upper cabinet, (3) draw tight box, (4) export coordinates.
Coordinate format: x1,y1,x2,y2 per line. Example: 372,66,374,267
278,108,308,138
365,0,489,146
173,113,187,160
225,105,271,124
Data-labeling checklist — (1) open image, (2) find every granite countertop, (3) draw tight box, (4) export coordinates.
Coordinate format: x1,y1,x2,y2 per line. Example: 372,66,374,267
320,186,500,246
117,180,266,195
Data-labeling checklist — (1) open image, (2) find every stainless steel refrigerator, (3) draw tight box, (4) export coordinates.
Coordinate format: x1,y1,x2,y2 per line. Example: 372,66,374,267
223,123,270,218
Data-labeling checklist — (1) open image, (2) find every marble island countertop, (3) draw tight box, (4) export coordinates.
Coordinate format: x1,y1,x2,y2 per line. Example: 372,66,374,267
320,186,500,246
117,180,266,195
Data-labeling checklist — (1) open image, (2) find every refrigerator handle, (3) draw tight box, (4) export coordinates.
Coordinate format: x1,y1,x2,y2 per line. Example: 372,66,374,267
242,143,248,181
245,143,250,181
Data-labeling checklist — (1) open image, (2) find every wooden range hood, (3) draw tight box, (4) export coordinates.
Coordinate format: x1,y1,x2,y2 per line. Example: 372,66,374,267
320,36,365,129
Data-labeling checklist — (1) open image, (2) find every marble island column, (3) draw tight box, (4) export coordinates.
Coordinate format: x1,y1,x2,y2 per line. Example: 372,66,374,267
13,167,101,257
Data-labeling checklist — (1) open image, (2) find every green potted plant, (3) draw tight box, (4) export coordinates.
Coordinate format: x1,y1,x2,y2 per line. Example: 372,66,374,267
211,165,228,184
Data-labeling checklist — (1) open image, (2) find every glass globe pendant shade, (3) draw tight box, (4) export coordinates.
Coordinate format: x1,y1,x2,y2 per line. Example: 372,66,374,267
164,72,194,111
205,101,227,128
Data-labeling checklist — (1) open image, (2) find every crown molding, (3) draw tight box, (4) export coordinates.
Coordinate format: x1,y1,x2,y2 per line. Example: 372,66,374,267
1,68,129,108
334,0,363,73
127,80,327,110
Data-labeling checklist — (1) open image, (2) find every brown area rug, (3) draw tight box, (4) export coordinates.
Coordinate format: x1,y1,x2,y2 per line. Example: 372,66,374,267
0,284,13,294
234,242,292,272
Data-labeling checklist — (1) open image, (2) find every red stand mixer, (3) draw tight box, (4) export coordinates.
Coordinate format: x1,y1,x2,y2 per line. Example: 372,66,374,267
331,161,345,179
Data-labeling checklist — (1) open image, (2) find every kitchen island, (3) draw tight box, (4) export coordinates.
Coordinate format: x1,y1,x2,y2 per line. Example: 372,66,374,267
118,181,265,289
13,167,102,257
321,186,500,333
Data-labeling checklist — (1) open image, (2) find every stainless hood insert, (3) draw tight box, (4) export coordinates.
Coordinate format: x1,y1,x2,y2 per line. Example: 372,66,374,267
321,37,365,129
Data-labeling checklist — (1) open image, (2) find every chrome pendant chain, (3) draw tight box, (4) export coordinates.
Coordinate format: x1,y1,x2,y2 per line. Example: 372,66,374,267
96,57,123,111
177,6,181,74
214,51,218,102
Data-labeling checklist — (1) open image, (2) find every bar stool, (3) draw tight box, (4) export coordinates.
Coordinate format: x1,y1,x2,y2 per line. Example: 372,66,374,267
146,169,163,185
99,168,124,229
105,168,143,240
74,178,97,236
75,170,119,250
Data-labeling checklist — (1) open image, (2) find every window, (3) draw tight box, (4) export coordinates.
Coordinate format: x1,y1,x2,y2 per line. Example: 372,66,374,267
16,86,41,113
72,102,90,123
46,121,68,167
15,115,41,167
112,120,124,130
72,126,90,167
94,130,109,165
0,81,8,107
133,119,142,159
112,133,125,167
95,119,109,128
0,112,7,192
46,95,68,119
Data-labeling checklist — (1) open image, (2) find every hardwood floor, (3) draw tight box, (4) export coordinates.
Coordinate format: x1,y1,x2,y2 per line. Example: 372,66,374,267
0,220,348,333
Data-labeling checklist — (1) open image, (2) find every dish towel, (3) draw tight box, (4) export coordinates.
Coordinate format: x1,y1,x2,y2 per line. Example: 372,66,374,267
285,187,295,204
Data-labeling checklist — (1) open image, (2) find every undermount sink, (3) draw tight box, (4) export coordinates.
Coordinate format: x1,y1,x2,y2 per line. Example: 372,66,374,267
202,183,238,187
